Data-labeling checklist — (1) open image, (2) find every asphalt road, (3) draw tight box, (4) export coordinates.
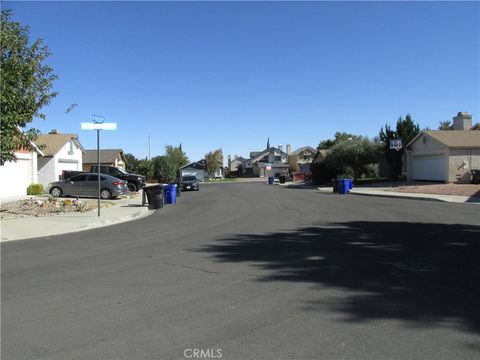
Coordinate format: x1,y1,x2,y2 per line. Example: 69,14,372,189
2,183,480,360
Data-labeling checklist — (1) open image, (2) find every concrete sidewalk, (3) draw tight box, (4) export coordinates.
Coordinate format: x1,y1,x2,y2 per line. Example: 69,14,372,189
1,196,153,242
316,186,480,204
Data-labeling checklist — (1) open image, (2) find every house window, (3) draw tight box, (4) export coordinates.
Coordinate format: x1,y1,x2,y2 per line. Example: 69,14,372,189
303,154,310,161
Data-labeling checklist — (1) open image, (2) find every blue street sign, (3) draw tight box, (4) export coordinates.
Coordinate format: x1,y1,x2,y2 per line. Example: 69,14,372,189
92,114,105,124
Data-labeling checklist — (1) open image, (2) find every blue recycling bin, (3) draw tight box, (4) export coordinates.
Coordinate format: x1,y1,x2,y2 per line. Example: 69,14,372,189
268,176,274,185
337,179,346,194
345,178,353,190
163,184,177,204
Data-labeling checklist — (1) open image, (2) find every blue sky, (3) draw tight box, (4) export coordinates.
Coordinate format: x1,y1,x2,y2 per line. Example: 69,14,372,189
5,1,480,163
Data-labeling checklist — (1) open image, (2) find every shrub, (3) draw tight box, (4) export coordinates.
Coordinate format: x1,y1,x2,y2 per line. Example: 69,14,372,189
27,183,44,195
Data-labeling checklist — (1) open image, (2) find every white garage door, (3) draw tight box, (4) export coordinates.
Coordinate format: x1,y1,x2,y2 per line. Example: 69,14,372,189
181,169,205,180
0,158,31,198
413,155,445,181
57,161,79,180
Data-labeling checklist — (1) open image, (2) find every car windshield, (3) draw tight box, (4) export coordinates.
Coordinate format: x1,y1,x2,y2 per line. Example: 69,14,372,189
182,176,197,181
116,168,128,175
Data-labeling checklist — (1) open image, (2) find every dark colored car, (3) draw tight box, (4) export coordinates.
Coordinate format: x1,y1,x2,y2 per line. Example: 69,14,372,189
181,175,200,191
90,166,146,192
46,173,129,199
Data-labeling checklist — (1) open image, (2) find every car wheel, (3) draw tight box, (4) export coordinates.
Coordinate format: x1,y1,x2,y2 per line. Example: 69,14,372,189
100,189,112,199
127,183,137,192
50,186,63,197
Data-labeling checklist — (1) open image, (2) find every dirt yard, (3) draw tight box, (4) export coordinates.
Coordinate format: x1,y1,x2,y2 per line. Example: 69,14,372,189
0,197,116,220
385,183,480,197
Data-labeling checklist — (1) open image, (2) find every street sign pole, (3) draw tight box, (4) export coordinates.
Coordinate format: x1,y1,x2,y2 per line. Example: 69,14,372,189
97,129,100,217
81,115,117,217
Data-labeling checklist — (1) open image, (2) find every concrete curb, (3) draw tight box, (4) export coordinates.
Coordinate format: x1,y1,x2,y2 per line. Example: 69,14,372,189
347,191,445,202
1,205,153,242
315,187,479,204
72,207,153,232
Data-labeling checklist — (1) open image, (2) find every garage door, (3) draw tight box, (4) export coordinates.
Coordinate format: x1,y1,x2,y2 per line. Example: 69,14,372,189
58,161,79,181
413,155,445,181
0,158,31,198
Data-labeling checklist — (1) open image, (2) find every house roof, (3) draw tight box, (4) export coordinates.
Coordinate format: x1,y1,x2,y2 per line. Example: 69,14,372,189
35,133,85,156
231,156,246,163
250,151,262,158
312,149,329,163
83,149,125,164
180,159,206,170
14,126,44,156
406,130,480,149
290,146,317,156
471,123,480,130
241,147,288,165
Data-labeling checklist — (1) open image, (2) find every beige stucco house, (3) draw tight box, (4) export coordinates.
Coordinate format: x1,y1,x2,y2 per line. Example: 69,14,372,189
405,112,480,183
83,149,126,171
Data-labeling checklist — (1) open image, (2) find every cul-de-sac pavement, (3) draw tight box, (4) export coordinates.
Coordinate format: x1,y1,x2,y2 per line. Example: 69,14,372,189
2,183,479,360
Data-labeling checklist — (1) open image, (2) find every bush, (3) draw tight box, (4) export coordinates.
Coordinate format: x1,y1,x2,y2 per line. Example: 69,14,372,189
311,162,336,185
27,183,44,195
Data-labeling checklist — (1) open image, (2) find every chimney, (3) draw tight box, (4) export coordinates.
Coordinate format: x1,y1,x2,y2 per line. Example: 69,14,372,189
452,112,472,130
49,129,60,134
286,144,291,155
234,154,238,159
278,144,283,152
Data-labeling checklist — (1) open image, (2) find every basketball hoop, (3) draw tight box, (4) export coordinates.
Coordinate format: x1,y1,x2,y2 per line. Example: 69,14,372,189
390,139,402,151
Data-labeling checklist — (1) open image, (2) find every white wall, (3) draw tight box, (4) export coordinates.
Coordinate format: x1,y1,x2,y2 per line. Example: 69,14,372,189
181,169,206,180
38,157,56,187
0,151,37,199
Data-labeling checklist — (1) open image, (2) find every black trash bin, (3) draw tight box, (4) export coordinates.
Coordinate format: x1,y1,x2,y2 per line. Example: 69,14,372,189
176,180,182,197
472,170,480,184
143,185,164,209
332,178,338,193
279,175,286,184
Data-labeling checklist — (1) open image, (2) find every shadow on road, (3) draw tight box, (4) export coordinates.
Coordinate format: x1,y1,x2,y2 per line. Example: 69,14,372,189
201,221,480,334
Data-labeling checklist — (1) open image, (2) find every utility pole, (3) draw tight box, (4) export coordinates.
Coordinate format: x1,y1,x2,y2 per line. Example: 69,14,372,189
148,133,151,160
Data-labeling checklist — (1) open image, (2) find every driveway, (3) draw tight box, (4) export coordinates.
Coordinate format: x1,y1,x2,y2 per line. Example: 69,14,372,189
2,183,479,359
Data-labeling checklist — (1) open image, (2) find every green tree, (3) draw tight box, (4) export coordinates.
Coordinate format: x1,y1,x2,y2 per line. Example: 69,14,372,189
0,10,58,164
205,149,223,177
165,145,189,170
322,137,382,180
318,132,358,150
379,114,420,180
136,158,155,179
438,120,453,130
152,156,176,183
124,153,139,173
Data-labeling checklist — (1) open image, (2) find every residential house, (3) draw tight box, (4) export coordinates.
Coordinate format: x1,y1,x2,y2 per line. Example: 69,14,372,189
227,155,247,173
0,130,44,199
35,130,85,187
405,112,480,183
312,149,329,164
179,160,224,180
83,149,127,171
238,146,289,177
290,146,317,172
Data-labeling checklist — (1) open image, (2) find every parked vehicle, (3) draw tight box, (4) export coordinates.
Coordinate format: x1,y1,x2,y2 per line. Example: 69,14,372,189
46,173,129,199
181,175,200,191
62,166,146,192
